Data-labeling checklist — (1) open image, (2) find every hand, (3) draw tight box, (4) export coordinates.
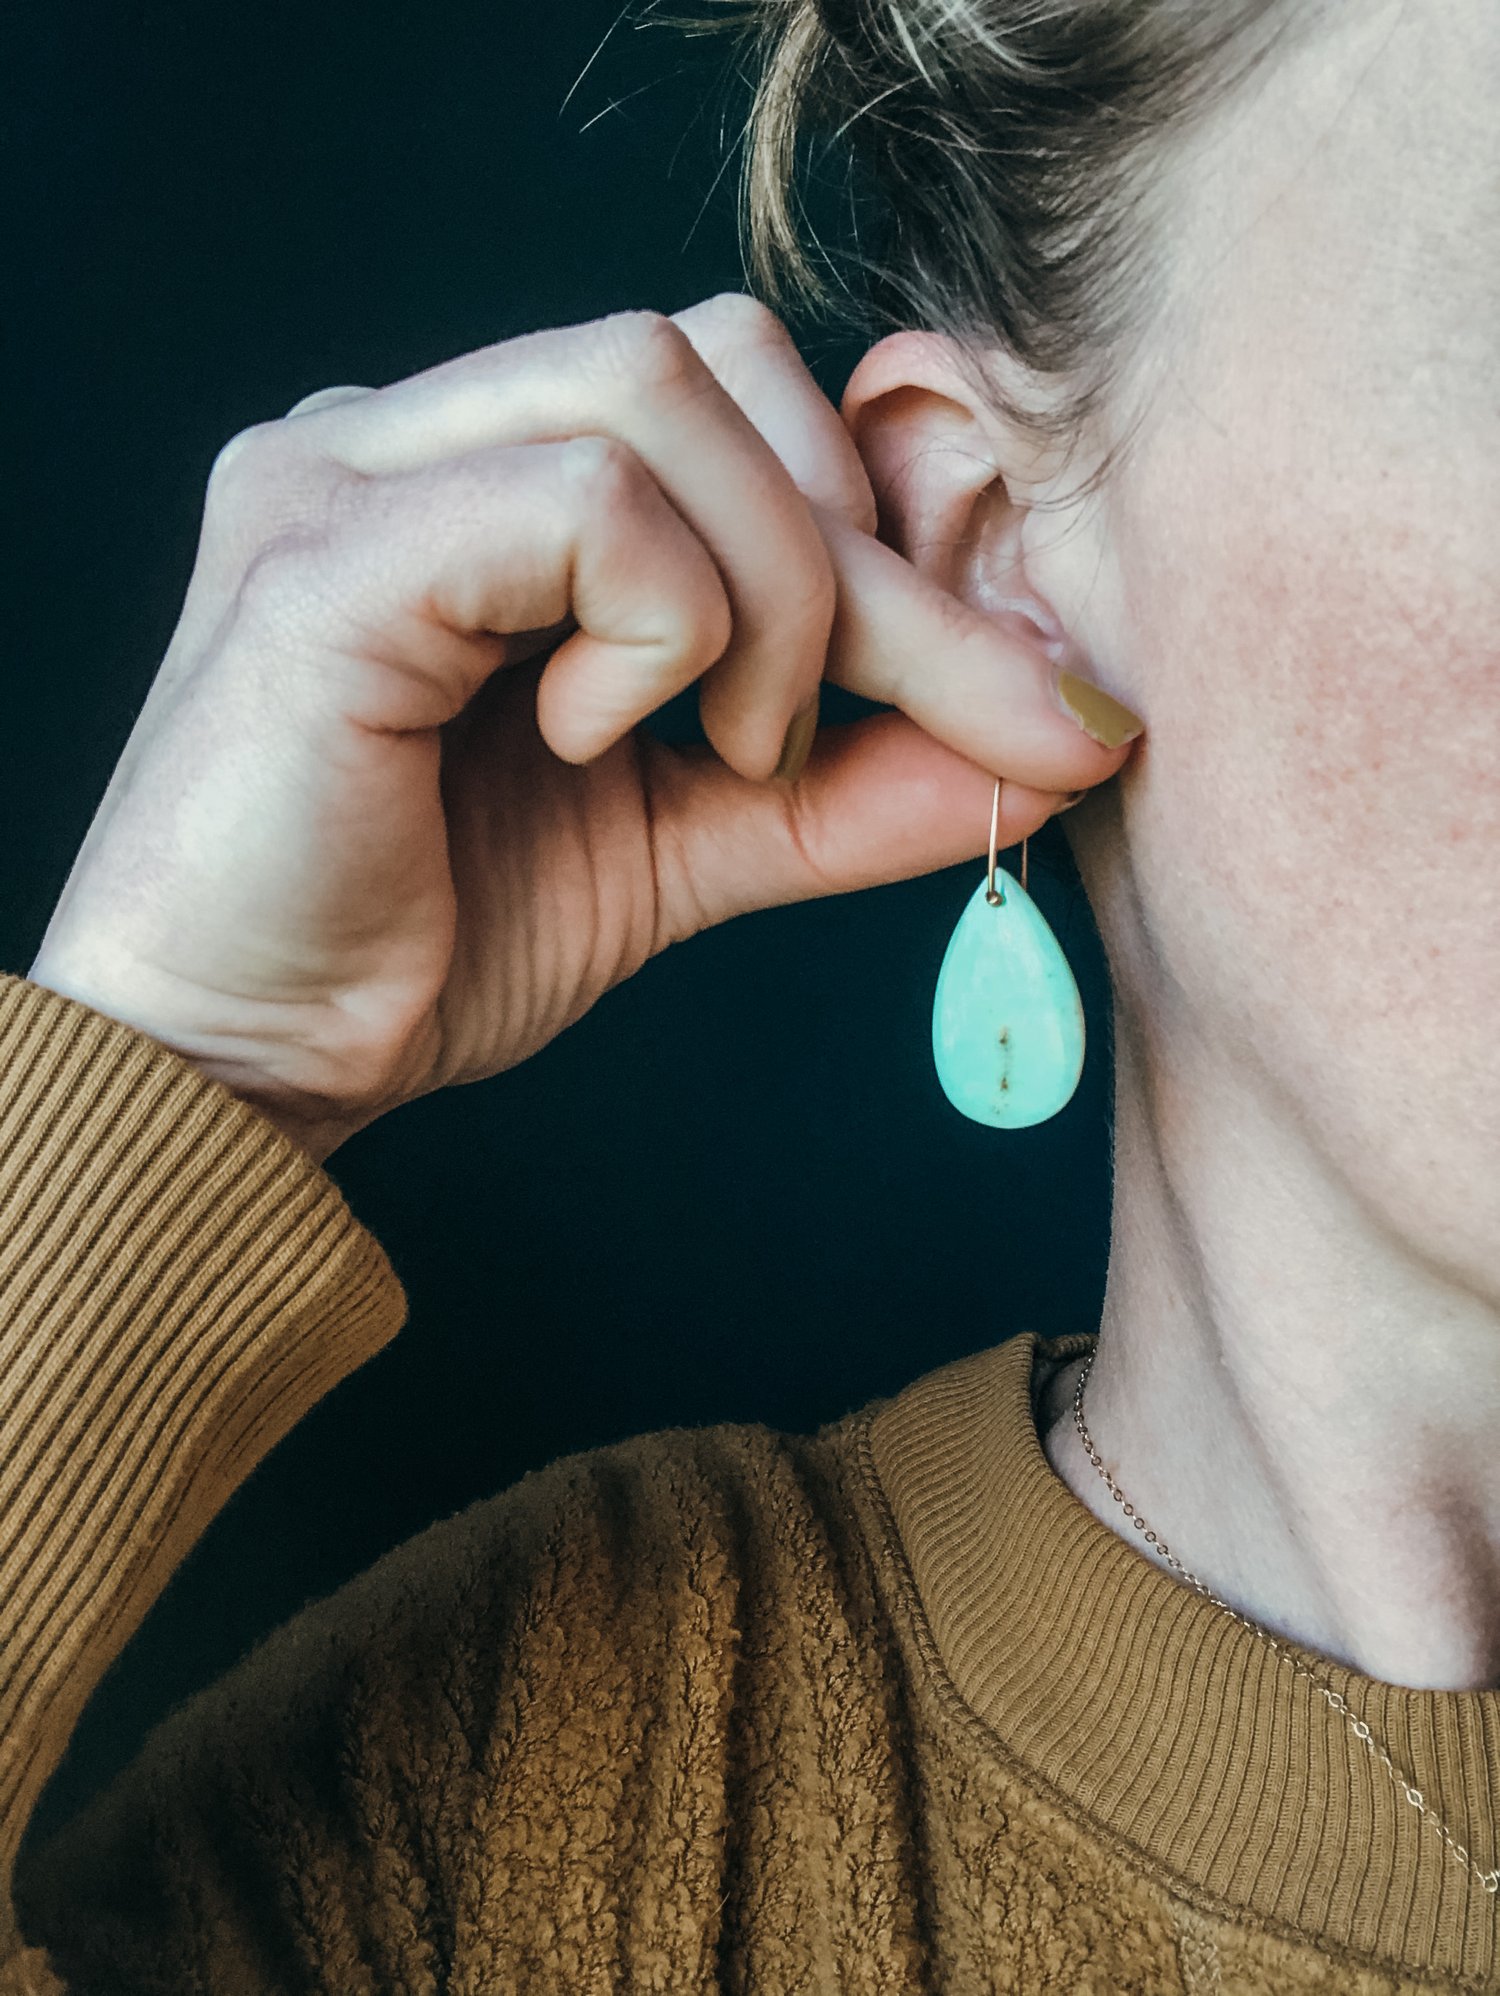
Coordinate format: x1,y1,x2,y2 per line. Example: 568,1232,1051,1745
26,294,1132,1164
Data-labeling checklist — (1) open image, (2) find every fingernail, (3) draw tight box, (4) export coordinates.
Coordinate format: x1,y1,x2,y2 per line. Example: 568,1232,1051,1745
1056,790,1087,813
772,694,819,783
1055,669,1145,748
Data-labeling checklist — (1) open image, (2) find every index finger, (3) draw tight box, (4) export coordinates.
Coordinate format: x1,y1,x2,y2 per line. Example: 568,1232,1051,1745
261,303,839,781
812,504,1144,796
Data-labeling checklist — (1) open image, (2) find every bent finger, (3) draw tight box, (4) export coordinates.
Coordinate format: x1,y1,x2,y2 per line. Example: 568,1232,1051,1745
253,310,837,780
252,437,732,755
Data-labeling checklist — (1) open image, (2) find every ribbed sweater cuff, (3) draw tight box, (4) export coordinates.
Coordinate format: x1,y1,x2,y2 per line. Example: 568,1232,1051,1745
0,972,409,1966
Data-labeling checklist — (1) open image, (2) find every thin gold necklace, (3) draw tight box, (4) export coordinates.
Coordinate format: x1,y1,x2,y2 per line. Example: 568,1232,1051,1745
1070,1347,1500,1896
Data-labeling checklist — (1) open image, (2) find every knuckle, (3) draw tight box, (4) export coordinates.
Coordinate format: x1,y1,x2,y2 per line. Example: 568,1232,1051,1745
284,383,369,419
203,418,344,601
205,417,312,516
693,290,789,348
597,308,703,395
558,432,643,503
206,421,274,498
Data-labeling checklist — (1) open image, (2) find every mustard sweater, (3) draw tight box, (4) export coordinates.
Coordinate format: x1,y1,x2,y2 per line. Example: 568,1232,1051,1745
1,970,1497,1994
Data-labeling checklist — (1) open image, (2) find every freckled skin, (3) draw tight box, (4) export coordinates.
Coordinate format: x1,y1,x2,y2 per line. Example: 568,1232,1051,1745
1016,0,1500,1685
1029,0,1500,1290
848,0,1500,1688
845,0,1500,1700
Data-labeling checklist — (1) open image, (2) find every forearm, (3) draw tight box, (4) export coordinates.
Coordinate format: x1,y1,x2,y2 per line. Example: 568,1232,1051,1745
0,973,407,1976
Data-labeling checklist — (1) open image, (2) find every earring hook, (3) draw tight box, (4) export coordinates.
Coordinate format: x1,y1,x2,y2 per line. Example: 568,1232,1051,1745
986,778,1028,906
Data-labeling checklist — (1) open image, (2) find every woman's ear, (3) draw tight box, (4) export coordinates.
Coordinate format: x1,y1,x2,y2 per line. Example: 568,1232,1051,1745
839,330,1068,639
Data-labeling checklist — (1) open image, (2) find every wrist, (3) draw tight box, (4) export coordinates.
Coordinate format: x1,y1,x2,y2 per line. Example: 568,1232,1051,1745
25,958,370,1166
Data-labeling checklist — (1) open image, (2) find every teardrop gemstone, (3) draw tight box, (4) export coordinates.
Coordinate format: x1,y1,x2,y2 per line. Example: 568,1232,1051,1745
931,870,1086,1128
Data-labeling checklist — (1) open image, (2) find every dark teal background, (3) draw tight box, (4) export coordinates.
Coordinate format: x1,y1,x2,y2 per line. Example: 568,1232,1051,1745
3,0,1113,1852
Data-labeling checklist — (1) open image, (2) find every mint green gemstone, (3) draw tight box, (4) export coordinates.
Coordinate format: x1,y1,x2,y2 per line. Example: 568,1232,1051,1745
931,870,1086,1128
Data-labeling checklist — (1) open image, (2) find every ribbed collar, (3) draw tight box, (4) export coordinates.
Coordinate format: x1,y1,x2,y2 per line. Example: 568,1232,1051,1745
860,1331,1500,1987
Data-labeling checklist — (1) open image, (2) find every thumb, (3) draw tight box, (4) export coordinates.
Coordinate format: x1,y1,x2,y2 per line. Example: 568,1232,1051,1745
647,707,1069,937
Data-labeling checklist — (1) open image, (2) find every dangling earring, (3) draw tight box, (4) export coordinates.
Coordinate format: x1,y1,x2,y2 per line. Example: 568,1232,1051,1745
931,778,1085,1128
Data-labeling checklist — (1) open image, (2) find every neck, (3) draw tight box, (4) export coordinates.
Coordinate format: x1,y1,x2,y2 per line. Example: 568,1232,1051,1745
1040,998,1500,1692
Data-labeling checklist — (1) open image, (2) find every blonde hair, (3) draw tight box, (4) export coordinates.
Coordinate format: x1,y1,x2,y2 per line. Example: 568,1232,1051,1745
668,0,1307,490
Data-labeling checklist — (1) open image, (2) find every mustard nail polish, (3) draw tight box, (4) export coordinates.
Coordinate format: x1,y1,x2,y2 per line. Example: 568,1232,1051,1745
1055,669,1145,748
773,696,819,782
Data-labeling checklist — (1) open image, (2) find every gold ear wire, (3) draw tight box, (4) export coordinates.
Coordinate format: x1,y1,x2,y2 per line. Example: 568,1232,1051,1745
985,778,1028,907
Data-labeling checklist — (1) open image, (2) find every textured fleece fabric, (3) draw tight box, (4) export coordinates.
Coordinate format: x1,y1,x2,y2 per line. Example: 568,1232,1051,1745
1,970,1498,1994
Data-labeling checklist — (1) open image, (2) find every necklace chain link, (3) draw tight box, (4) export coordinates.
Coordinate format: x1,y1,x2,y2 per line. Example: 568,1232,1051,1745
1070,1349,1500,1897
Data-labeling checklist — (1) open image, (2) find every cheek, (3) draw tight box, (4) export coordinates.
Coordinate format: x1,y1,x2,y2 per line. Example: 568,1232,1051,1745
1087,440,1500,1274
